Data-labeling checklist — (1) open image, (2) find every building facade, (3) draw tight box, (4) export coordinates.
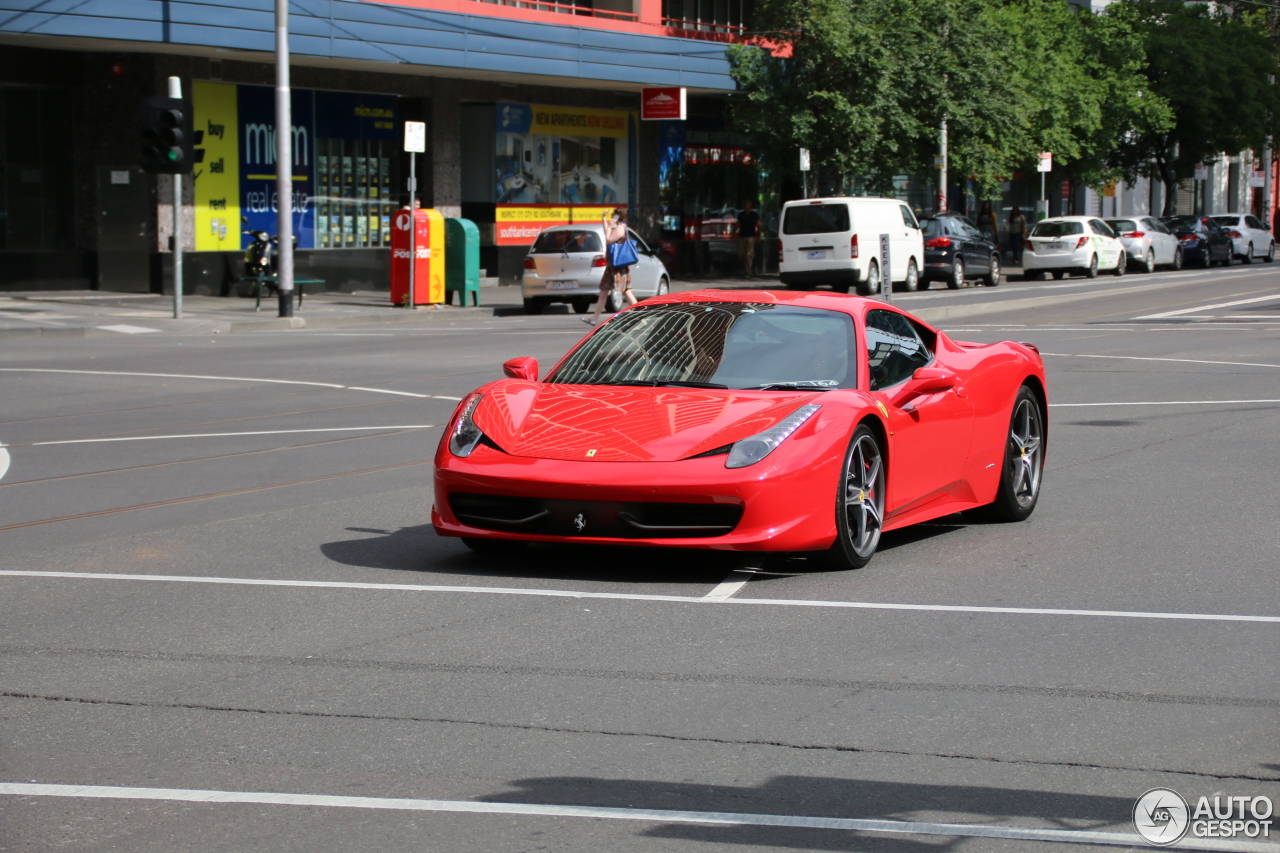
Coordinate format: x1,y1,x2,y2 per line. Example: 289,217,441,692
0,0,753,291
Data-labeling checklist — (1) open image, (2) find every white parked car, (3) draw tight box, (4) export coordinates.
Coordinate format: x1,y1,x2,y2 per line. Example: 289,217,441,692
1104,216,1184,272
1023,216,1127,279
778,197,924,295
1209,214,1275,263
521,225,669,314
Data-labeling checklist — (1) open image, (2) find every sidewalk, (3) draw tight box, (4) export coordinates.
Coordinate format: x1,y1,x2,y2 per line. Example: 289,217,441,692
0,286,524,339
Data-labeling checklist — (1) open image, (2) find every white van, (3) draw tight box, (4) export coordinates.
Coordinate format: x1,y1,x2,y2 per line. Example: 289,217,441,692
779,197,924,295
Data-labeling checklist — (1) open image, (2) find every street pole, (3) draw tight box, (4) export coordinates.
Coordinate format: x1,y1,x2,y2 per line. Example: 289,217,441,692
407,152,416,309
939,117,948,213
168,76,184,320
275,0,294,318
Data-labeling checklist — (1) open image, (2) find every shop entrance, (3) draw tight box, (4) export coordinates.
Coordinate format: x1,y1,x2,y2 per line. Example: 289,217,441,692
96,166,150,293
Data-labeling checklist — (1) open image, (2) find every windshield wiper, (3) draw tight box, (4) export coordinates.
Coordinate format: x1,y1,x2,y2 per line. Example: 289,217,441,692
753,382,837,391
609,379,729,389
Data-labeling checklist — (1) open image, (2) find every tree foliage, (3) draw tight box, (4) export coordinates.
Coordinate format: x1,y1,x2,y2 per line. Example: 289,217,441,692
728,0,1192,200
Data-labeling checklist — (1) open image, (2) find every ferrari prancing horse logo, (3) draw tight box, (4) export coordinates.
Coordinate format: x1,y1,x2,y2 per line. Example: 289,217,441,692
573,513,587,532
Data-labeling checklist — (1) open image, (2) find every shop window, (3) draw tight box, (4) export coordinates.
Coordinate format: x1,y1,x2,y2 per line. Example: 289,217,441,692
315,138,396,249
0,85,77,252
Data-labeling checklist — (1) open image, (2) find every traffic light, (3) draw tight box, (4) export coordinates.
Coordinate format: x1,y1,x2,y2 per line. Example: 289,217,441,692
139,96,193,173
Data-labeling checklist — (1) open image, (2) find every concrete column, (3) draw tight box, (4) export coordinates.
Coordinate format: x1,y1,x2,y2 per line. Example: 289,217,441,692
636,118,662,242
430,78,462,219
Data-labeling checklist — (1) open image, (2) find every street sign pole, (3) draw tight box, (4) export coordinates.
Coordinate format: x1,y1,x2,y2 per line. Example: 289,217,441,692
1036,152,1052,222
799,148,810,199
403,121,426,310
938,118,947,214
879,233,891,304
169,76,183,320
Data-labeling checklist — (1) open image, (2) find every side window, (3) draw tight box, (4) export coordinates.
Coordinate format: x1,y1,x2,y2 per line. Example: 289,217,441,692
628,230,650,254
1246,215,1264,230
865,310,933,391
1089,219,1115,238
899,205,919,229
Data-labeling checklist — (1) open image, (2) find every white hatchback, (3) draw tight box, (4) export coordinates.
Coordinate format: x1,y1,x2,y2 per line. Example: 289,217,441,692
521,225,670,314
1023,216,1127,279
1209,214,1276,263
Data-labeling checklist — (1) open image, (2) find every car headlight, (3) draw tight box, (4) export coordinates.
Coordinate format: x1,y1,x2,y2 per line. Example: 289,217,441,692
726,404,821,469
448,395,485,458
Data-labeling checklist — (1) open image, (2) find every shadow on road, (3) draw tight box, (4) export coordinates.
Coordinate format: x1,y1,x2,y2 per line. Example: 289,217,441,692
320,523,740,585
479,775,1133,851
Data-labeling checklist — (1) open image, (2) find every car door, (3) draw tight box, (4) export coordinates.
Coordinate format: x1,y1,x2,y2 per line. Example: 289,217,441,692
864,309,974,515
1203,219,1230,262
627,229,660,296
1142,218,1172,263
894,204,921,279
1245,215,1270,256
957,218,991,272
1089,219,1122,269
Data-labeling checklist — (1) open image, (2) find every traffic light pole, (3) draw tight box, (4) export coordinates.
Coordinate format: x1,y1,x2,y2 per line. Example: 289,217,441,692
275,0,294,318
169,76,184,320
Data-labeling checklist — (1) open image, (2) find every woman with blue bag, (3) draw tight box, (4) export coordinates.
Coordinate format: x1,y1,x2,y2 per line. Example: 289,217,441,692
586,207,638,326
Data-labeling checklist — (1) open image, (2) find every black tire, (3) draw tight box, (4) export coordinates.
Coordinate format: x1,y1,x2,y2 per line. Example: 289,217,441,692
1051,270,1065,280
1084,254,1099,278
1242,243,1254,265
1171,248,1183,270
571,299,592,314
983,254,1001,287
947,258,964,289
461,537,529,555
814,424,886,570
1199,249,1212,268
966,385,1045,523
857,260,881,296
1112,250,1126,276
901,259,920,292
523,298,544,315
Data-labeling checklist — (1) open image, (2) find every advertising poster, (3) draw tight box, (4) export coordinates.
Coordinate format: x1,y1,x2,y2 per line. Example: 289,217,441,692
192,81,241,252
192,83,399,252
495,102,636,246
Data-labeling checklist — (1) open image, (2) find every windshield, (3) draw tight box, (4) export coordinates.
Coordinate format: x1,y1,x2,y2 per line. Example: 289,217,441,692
1106,219,1139,233
1163,216,1208,231
1030,221,1084,238
782,204,850,235
548,303,856,390
531,230,602,254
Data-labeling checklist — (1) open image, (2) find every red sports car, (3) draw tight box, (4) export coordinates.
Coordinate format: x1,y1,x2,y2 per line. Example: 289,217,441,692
432,290,1046,568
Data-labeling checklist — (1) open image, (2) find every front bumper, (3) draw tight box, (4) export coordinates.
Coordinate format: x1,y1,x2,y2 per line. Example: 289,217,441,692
522,273,604,300
433,442,845,552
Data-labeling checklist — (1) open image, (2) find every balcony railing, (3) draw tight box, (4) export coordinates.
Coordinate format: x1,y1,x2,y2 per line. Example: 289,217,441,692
477,0,639,21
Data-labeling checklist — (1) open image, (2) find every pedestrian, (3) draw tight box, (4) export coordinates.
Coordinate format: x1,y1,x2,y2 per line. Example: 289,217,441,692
1005,205,1027,265
586,207,636,326
737,198,761,277
976,200,1000,244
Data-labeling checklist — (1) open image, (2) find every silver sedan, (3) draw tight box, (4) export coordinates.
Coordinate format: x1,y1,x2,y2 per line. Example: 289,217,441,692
521,224,671,314
1104,216,1183,272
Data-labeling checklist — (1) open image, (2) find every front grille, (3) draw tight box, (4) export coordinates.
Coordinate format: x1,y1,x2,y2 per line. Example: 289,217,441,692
449,493,743,539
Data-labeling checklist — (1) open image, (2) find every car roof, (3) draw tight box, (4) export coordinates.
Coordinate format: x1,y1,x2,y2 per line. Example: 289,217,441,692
782,197,904,207
1035,216,1096,223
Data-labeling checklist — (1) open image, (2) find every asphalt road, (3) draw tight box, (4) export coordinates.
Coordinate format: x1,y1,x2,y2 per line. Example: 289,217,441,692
2,260,1279,852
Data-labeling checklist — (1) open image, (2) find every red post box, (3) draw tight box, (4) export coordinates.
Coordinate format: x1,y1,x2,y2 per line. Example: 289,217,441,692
390,208,445,305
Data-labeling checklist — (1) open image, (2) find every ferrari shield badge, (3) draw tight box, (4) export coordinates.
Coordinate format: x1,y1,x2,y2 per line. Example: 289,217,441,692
585,449,597,457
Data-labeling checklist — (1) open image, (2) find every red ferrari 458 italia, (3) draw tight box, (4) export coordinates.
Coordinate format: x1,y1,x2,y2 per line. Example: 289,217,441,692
432,290,1047,568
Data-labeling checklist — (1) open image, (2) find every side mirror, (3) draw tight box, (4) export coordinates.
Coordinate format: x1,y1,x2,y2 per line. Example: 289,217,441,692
891,366,957,406
503,357,539,382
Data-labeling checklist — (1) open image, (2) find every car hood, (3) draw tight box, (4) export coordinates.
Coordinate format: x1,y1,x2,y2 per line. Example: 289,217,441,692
472,381,822,462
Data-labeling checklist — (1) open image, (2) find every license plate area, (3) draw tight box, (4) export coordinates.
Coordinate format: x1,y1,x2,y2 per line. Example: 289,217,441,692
806,250,828,260
548,280,580,290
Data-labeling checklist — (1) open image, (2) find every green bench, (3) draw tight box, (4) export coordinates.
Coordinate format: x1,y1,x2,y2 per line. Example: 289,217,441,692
239,275,326,311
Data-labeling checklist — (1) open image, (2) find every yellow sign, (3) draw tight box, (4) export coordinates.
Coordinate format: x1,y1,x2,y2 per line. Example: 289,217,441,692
571,206,618,223
530,105,630,139
496,206,571,223
192,81,241,252
1102,181,1117,198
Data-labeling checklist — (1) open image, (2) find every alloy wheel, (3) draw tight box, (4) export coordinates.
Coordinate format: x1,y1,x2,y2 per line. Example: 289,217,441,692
1145,249,1155,272
843,433,885,559
903,259,919,292
1243,243,1254,265
949,258,964,289
1008,397,1043,509
1172,248,1183,270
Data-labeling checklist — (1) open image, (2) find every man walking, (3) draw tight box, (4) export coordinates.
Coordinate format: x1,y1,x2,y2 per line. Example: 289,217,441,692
737,198,760,277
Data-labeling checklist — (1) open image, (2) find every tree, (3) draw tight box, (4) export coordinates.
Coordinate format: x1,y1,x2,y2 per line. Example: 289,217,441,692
1107,0,1280,215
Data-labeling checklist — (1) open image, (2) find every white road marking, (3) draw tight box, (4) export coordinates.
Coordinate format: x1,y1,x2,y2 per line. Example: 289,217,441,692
0,368,455,400
1052,400,1280,408
1,571,1277,624
0,443,9,482
702,570,753,601
0,783,1272,851
1134,294,1280,320
96,324,161,335
1042,353,1280,369
29,426,437,446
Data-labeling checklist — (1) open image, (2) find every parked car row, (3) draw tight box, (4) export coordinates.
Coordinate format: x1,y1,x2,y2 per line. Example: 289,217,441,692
1022,213,1272,280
